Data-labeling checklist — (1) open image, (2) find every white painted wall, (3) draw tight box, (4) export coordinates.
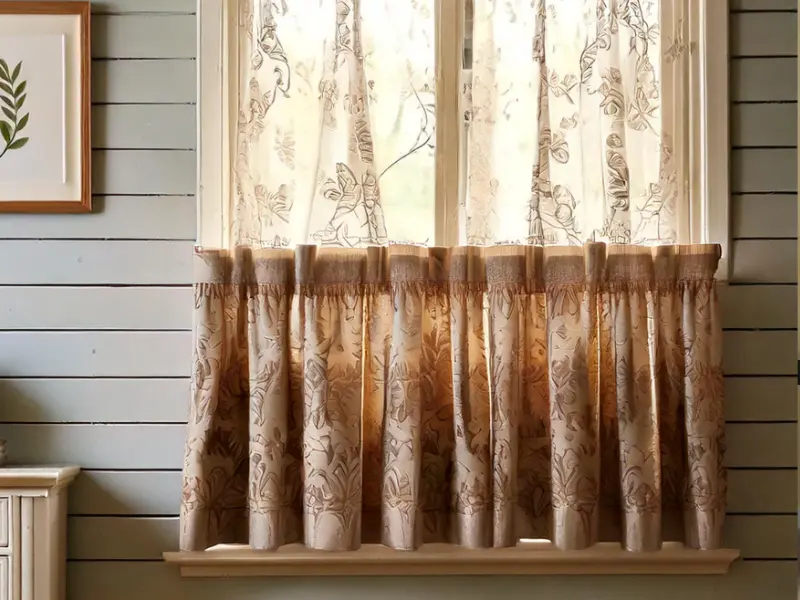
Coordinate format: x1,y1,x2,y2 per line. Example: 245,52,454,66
0,0,796,598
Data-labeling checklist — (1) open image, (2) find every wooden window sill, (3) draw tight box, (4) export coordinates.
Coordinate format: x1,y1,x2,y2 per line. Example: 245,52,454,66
163,542,740,577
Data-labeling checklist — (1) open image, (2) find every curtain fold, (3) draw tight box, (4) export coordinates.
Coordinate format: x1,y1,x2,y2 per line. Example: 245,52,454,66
181,243,725,553
463,0,688,246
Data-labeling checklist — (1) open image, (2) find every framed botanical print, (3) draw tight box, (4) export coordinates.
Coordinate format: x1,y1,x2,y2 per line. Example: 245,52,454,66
0,1,90,213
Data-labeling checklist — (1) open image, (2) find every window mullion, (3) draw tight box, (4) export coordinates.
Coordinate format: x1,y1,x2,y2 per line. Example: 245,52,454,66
434,0,464,247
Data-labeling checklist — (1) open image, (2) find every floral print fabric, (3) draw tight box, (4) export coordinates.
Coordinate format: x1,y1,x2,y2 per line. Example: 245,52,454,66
180,243,725,552
231,0,437,248
463,0,688,246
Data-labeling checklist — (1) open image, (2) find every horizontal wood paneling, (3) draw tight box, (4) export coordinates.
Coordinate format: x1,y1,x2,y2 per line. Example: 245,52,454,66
731,59,797,101
65,561,799,600
69,472,182,516
730,240,797,282
726,423,797,467
730,13,797,56
0,241,192,285
0,287,192,330
0,332,190,377
93,150,195,195
92,16,195,58
731,148,796,192
731,105,797,148
723,515,796,558
730,195,797,238
724,377,796,421
731,0,796,9
91,0,195,13
0,423,789,470
0,425,186,469
65,469,796,516
92,60,195,104
0,376,788,424
92,105,195,150
0,196,195,240
727,469,797,513
722,331,797,374
64,515,794,560
720,284,796,328
0,379,189,423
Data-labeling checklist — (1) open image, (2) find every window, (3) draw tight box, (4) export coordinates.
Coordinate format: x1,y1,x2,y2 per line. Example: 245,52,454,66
197,0,729,276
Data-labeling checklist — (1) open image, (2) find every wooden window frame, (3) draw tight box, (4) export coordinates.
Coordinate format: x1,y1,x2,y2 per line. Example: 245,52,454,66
196,0,730,257
182,1,738,575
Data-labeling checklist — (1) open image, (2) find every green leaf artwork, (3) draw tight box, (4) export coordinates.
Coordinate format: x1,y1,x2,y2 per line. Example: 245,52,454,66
0,59,30,160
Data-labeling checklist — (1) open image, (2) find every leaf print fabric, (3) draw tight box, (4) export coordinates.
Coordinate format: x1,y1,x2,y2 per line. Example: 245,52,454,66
180,243,726,553
464,0,688,246
231,0,437,248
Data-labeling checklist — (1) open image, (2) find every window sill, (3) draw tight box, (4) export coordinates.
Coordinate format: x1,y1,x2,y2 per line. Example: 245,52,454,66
163,542,740,578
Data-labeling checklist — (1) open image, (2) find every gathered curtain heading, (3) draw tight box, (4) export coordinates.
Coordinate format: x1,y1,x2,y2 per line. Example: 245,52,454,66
180,243,725,554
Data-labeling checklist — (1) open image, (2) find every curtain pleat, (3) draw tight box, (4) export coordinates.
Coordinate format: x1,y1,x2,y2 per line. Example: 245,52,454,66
181,242,725,553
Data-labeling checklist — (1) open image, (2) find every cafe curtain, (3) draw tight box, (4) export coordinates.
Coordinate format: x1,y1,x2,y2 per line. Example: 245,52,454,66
181,243,725,553
180,0,726,553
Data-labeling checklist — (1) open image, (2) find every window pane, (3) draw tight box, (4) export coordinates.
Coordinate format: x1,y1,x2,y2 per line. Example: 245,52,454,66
463,0,685,246
231,1,436,248
362,1,437,245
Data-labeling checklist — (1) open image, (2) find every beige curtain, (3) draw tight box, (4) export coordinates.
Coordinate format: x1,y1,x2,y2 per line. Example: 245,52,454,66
463,0,688,246
180,243,725,552
231,0,437,247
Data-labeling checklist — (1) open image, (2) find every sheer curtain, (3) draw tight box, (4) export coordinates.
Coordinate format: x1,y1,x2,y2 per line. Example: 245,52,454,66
181,0,726,554
463,0,688,246
231,0,437,247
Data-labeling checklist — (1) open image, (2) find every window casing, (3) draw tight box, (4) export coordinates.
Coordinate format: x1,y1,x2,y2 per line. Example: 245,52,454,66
197,0,729,278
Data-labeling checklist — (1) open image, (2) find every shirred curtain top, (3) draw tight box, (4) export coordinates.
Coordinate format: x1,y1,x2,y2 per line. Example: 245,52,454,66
182,243,724,553
194,243,720,289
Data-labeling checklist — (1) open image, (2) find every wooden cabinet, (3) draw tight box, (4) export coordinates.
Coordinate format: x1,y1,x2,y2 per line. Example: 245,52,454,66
0,467,79,600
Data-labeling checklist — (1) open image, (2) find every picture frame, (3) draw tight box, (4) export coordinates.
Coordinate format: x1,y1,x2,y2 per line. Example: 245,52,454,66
0,1,90,213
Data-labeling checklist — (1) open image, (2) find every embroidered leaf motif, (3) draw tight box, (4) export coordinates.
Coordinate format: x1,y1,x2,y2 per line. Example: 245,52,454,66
0,58,31,160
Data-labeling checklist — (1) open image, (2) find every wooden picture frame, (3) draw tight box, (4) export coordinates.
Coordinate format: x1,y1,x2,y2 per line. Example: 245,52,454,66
0,1,90,213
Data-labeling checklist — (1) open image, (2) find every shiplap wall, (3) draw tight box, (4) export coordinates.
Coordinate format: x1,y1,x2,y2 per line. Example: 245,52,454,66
0,0,796,598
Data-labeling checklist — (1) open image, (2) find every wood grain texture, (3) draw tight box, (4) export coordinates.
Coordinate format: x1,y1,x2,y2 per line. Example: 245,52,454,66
0,378,189,423
92,60,195,103
0,241,192,284
0,332,190,376
731,104,797,148
730,240,797,282
65,469,795,516
0,286,192,330
0,196,196,239
0,423,789,470
65,561,799,600
92,15,195,58
92,150,195,195
731,59,797,101
730,195,797,238
730,12,797,57
92,105,195,150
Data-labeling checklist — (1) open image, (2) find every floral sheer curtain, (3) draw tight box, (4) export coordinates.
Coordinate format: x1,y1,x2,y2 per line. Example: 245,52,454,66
181,0,726,554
